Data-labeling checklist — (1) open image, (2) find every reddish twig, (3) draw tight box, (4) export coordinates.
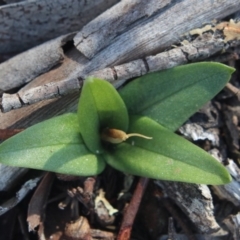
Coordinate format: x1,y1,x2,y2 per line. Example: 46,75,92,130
117,177,149,240
0,129,24,140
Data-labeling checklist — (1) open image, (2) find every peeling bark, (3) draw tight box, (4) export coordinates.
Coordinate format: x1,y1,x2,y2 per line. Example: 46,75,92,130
0,177,41,216
212,158,240,207
223,213,240,240
1,33,235,112
74,0,171,59
76,0,240,75
0,164,28,191
155,181,222,234
0,0,239,122
0,33,75,93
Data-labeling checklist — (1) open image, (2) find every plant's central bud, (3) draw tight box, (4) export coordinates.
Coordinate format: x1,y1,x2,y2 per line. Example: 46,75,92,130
101,128,152,144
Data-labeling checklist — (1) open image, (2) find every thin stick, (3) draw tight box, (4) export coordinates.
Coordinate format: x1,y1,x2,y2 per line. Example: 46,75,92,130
117,177,149,240
0,129,24,140
226,83,240,100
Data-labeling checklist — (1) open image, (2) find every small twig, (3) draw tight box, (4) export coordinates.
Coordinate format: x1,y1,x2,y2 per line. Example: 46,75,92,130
2,35,238,113
0,128,24,140
225,83,240,100
117,177,149,240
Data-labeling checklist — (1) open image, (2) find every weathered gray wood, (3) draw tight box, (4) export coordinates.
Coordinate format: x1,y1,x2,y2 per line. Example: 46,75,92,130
179,121,240,207
0,33,75,94
2,93,22,112
179,123,220,147
76,0,240,76
1,0,240,128
0,177,41,216
223,213,240,240
18,77,81,106
0,0,119,53
159,233,228,240
74,0,239,64
74,0,171,59
2,77,81,113
212,158,240,207
176,115,240,207
155,181,222,234
3,0,24,3
0,164,28,191
0,49,83,128
0,33,233,112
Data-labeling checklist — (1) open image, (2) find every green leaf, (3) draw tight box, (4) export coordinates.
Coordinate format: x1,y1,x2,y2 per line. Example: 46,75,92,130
78,77,129,154
103,115,231,185
0,113,106,176
120,62,235,131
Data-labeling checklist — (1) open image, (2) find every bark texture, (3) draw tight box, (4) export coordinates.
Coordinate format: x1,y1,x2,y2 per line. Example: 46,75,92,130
1,0,240,124
155,181,221,234
2,32,234,112
0,0,119,53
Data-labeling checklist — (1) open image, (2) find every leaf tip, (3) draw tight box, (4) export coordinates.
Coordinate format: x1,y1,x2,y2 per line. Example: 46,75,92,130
221,172,232,185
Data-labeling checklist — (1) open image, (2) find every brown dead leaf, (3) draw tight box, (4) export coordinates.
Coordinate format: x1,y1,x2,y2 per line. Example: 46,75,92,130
64,216,91,240
215,19,240,42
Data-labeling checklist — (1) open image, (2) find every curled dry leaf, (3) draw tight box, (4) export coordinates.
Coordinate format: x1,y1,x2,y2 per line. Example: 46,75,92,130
215,19,240,42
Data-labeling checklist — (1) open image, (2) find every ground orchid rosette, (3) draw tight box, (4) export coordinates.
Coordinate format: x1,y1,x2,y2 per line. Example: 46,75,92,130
0,62,234,184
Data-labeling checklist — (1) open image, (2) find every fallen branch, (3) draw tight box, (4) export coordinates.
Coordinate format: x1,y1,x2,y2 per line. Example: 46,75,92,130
117,177,149,240
0,0,240,134
2,33,237,112
0,0,118,53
